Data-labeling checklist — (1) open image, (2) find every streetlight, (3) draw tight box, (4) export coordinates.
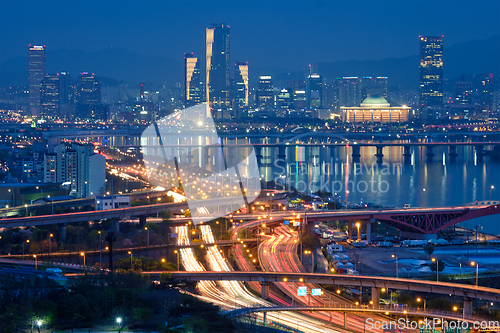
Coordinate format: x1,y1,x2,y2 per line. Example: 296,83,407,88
22,239,29,260
392,254,398,278
417,297,426,311
24,204,28,216
356,222,361,241
174,249,179,269
453,306,465,319
304,250,314,273
80,252,86,273
422,188,426,207
471,261,479,286
490,185,495,200
33,254,37,270
98,231,102,270
128,251,133,270
116,317,123,333
49,233,53,255
432,258,439,282
145,227,149,247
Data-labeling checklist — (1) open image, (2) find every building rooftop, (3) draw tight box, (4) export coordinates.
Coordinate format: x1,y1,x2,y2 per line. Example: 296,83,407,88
360,95,390,107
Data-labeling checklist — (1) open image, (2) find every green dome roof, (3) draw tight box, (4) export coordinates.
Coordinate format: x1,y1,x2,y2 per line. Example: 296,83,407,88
361,95,389,106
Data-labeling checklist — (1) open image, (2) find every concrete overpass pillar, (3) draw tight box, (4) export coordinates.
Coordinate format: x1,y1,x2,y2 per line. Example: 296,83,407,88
375,146,384,158
348,222,353,241
366,221,372,244
139,215,147,228
58,223,67,244
343,312,347,329
255,146,263,165
261,281,270,300
351,145,361,158
371,287,380,306
464,297,473,316
263,312,267,326
111,218,120,232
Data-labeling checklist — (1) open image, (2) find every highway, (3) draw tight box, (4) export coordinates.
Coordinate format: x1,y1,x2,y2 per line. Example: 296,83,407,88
176,224,347,333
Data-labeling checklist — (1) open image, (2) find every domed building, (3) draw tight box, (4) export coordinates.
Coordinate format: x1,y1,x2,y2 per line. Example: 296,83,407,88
341,95,410,123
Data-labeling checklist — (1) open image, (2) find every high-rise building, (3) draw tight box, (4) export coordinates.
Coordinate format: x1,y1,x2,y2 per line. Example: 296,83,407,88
234,62,249,109
419,36,444,108
206,23,230,117
276,88,292,111
480,73,494,112
336,77,362,109
28,44,46,116
184,53,203,107
59,72,73,104
79,72,101,104
40,74,60,117
307,74,323,108
453,78,473,105
360,77,388,100
257,75,274,110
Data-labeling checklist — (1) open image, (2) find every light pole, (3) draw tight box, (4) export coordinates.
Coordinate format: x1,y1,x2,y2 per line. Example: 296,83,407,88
471,261,479,286
392,254,398,278
80,252,86,273
33,254,37,270
422,188,426,207
22,239,29,260
356,222,361,241
174,249,179,270
49,233,53,255
432,258,439,282
98,231,102,270
490,185,495,200
128,251,133,270
117,317,123,333
145,227,149,247
453,306,465,320
24,204,28,216
417,298,426,311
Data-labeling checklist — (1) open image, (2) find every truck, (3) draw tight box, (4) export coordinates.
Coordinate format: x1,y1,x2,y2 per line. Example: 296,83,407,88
377,241,393,247
352,241,367,248
401,239,427,247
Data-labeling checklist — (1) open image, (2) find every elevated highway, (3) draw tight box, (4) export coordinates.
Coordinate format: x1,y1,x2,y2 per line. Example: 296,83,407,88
158,271,500,304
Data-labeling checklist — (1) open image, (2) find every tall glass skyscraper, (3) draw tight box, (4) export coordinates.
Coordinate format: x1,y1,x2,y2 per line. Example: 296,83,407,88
419,36,444,108
206,23,230,117
307,74,323,109
234,62,249,109
40,73,60,117
257,75,274,110
28,44,46,116
184,53,203,107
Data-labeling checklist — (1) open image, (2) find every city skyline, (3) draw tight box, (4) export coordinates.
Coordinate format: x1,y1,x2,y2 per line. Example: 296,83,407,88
1,1,499,79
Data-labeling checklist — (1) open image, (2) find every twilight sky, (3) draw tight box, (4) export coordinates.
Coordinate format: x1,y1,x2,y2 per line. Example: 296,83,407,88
0,0,499,69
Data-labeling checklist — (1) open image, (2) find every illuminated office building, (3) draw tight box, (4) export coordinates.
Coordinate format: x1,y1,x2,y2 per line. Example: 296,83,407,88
257,75,274,110
184,53,203,107
419,36,444,108
206,23,230,117
307,74,323,108
40,74,60,117
28,44,46,116
79,72,101,104
342,95,410,123
234,62,249,109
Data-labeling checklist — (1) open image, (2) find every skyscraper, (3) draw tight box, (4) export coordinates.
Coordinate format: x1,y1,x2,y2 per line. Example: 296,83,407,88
257,75,274,110
234,62,249,110
419,36,444,110
28,44,46,116
307,74,323,108
206,23,230,117
40,74,60,117
184,53,203,107
79,72,101,104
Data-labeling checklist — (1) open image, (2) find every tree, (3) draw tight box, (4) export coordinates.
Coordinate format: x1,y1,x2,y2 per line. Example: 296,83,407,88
423,244,435,257
430,259,445,272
